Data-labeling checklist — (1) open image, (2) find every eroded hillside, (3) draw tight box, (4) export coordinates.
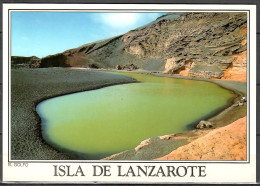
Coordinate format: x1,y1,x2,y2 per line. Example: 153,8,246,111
35,12,247,80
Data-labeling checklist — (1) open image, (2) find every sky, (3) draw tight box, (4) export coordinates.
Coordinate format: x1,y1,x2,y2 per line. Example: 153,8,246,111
11,12,165,58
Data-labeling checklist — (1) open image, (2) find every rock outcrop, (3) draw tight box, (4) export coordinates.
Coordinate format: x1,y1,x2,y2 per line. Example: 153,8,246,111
35,12,247,80
11,56,40,68
157,117,247,160
115,63,138,71
196,120,215,129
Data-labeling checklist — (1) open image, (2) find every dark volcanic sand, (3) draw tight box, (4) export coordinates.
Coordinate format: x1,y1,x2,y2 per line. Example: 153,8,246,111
11,68,137,160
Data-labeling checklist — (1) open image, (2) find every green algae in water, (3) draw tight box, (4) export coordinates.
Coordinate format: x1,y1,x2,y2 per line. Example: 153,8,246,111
36,72,235,159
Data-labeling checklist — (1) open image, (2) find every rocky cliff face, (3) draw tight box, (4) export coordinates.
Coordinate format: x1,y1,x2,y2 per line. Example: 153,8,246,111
37,12,247,80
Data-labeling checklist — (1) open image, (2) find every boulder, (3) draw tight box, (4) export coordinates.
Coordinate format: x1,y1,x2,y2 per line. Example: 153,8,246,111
123,63,138,71
241,97,247,102
234,100,245,107
238,101,244,106
196,120,215,129
115,64,138,71
135,138,151,151
89,63,99,69
115,65,122,70
234,103,239,107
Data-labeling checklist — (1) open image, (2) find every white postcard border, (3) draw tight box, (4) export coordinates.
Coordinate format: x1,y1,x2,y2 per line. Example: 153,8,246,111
2,4,257,183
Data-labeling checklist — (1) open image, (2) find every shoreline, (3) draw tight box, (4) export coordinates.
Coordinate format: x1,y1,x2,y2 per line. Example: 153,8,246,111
11,68,137,160
102,70,247,160
109,69,246,130
11,67,246,160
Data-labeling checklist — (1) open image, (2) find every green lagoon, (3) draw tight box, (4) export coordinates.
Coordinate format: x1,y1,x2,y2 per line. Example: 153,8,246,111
36,72,235,159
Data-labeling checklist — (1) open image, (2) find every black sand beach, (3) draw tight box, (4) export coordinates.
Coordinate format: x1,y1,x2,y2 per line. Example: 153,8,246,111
11,68,137,160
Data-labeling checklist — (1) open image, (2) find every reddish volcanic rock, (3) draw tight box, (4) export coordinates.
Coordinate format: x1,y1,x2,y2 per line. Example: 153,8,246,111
157,117,247,161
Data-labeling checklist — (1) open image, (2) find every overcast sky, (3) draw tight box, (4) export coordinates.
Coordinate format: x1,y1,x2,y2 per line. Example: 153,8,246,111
11,12,165,58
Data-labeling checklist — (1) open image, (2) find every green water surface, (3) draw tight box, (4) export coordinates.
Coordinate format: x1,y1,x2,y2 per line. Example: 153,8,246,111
36,72,235,159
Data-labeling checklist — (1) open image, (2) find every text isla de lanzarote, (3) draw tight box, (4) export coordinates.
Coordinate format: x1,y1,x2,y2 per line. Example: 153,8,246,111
53,165,207,177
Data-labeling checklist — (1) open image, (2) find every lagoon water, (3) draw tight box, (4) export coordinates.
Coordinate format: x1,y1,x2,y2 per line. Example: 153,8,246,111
36,72,235,159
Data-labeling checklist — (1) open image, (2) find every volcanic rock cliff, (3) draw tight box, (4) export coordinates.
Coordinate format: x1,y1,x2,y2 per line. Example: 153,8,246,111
36,12,247,80
11,56,40,68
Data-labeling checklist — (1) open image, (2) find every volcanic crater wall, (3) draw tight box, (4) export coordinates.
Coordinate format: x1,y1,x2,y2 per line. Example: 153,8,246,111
37,12,247,80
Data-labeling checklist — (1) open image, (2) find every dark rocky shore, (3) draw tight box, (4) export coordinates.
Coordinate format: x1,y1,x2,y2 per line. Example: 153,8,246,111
11,68,137,160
